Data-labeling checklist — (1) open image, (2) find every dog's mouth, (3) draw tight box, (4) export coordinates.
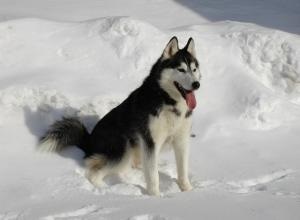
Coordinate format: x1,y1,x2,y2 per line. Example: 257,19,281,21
174,81,196,110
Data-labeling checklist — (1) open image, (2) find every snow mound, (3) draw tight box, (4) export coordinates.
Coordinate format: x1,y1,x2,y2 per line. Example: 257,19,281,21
239,92,300,130
224,26,300,101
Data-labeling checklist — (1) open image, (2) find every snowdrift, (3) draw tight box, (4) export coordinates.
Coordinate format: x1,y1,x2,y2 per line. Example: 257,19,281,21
1,18,299,130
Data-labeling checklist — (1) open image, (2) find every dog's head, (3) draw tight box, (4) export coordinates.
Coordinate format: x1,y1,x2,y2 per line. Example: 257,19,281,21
158,37,201,110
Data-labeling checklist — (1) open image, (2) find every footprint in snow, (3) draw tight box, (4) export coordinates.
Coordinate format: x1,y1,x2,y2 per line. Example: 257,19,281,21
128,214,173,220
41,205,116,220
0,212,23,220
226,169,295,194
188,169,296,196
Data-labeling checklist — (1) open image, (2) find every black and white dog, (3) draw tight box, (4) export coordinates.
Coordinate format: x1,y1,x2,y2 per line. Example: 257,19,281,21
40,37,201,196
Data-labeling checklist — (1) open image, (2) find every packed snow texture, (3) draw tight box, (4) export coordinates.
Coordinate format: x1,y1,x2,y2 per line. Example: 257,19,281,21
0,1,300,220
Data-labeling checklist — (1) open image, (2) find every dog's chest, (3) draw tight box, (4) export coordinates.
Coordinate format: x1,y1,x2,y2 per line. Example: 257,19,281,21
149,102,190,141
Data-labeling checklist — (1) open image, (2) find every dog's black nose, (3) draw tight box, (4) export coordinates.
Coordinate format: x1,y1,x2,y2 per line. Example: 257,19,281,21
192,81,200,90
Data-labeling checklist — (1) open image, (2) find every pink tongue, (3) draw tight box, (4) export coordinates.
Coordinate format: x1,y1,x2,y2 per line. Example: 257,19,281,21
186,92,196,110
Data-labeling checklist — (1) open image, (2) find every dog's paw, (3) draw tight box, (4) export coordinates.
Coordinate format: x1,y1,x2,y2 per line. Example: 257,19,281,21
86,172,105,188
178,180,193,192
147,188,161,196
89,177,105,188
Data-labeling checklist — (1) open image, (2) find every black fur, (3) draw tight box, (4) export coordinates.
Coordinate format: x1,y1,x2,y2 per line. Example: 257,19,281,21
161,49,199,71
40,38,197,163
40,57,178,161
170,107,181,117
40,117,89,152
86,71,177,159
185,110,193,118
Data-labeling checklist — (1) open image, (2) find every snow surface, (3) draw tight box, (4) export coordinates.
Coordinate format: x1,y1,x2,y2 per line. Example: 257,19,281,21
0,1,300,220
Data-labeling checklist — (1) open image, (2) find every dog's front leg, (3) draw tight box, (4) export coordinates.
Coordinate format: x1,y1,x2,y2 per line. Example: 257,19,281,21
173,126,193,192
142,145,160,196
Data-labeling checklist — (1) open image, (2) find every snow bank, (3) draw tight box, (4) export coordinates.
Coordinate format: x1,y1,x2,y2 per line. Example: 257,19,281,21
223,24,300,100
1,17,300,132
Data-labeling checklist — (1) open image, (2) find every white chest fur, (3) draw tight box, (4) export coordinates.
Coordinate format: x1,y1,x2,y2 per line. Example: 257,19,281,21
148,100,191,147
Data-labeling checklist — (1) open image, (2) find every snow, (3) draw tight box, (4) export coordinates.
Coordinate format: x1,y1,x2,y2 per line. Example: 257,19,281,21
0,1,300,220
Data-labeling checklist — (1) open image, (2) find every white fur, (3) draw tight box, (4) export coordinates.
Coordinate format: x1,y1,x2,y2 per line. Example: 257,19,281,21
85,147,135,187
142,99,192,195
179,62,188,71
141,141,160,195
144,55,200,195
159,68,198,99
186,38,196,57
190,62,202,79
172,118,193,191
38,138,59,152
162,37,179,60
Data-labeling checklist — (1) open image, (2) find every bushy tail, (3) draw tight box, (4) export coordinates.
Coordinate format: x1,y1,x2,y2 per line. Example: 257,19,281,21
39,117,90,155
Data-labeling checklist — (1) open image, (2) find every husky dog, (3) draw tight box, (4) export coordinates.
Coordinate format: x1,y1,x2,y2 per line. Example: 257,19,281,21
40,36,201,195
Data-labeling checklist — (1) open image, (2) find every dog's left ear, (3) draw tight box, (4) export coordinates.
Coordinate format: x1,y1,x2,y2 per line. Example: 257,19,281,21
184,37,196,57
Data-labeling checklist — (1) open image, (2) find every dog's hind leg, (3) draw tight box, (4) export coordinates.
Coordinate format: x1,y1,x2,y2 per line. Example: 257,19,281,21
85,149,134,187
85,154,108,187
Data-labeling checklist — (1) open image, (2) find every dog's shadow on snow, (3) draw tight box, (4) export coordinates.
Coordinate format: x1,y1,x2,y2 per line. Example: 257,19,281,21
23,104,179,195
23,104,99,167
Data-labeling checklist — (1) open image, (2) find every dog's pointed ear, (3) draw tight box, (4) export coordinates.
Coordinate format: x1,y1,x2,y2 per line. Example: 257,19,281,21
184,37,196,57
162,36,179,59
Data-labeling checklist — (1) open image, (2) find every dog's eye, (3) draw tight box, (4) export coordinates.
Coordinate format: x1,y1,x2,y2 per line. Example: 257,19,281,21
193,68,197,72
177,68,186,73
